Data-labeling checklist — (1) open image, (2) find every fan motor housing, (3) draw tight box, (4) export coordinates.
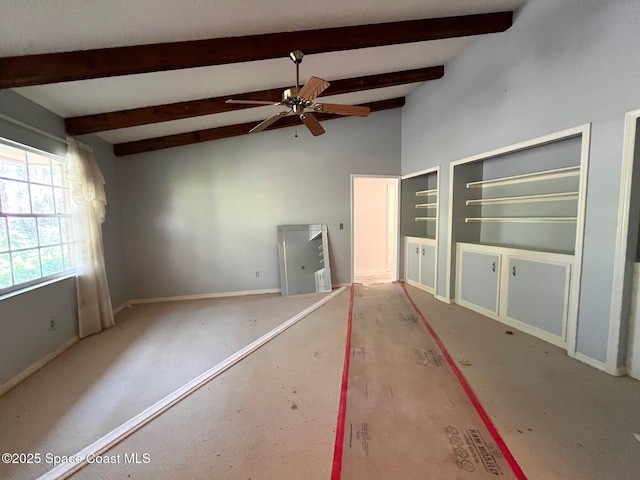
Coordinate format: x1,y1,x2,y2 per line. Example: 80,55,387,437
283,87,300,101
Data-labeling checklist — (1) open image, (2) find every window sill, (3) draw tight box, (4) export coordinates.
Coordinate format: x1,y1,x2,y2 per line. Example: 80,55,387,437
0,273,76,301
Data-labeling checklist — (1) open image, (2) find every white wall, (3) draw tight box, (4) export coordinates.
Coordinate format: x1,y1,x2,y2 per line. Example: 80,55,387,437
401,0,640,368
118,110,401,299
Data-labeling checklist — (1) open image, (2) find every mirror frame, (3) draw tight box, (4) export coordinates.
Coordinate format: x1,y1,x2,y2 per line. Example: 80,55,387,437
277,224,332,296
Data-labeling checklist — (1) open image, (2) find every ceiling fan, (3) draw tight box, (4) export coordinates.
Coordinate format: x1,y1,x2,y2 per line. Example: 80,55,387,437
225,50,370,137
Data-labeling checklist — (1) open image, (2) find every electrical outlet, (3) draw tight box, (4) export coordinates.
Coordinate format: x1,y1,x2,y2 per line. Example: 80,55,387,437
255,271,260,278
49,316,56,331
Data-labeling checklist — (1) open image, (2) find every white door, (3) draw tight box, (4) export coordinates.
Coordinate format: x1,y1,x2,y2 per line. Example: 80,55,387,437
353,176,398,284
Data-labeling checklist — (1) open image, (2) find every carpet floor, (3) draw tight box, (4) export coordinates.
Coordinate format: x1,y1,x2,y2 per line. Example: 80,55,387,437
0,291,330,480
71,289,350,479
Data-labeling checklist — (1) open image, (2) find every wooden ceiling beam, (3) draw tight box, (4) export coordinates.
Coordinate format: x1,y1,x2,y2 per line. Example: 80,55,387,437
0,12,512,88
113,97,405,156
65,66,442,135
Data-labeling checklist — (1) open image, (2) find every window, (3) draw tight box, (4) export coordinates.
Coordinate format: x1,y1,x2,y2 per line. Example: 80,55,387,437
0,139,74,294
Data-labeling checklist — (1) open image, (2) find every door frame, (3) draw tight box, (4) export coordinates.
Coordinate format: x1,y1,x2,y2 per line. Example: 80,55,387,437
608,107,640,376
350,174,401,284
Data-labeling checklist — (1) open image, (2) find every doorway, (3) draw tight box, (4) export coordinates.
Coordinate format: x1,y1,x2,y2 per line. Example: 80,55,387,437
351,176,399,284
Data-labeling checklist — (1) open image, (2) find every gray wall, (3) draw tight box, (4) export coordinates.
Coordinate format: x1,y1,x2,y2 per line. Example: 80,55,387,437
401,0,640,365
118,109,401,299
0,90,125,386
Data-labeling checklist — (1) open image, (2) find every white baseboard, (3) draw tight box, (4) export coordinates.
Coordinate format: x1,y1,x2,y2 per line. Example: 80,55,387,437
128,288,281,305
574,352,627,376
0,335,79,398
435,295,453,304
334,283,353,288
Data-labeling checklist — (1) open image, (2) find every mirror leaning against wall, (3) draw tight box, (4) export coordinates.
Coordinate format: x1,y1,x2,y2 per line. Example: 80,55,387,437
277,224,332,296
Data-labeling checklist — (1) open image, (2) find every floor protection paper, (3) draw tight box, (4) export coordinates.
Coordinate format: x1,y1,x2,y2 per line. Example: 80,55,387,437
336,283,525,480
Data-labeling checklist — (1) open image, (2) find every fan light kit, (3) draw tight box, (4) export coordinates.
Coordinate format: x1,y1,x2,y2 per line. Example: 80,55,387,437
225,50,370,137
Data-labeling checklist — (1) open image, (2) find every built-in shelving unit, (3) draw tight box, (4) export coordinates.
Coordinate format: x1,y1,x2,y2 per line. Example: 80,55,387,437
447,126,590,355
466,166,580,189
401,167,440,297
415,190,437,224
464,165,580,229
465,216,577,223
401,175,439,235
466,192,579,206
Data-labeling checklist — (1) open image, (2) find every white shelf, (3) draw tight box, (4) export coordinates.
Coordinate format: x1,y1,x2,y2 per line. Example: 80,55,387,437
466,191,579,206
465,217,577,223
415,203,437,209
415,189,437,196
466,166,580,189
415,217,437,222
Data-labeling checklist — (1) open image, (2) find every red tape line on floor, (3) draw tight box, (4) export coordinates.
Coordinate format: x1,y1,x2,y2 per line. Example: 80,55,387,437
400,281,528,480
330,285,354,480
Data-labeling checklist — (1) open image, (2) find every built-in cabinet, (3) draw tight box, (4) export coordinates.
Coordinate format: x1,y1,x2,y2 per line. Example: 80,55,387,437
457,243,571,348
449,131,588,350
401,168,439,295
405,236,436,292
457,248,501,315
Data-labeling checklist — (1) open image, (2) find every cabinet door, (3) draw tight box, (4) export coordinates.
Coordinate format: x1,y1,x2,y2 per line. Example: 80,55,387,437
420,243,436,289
506,258,569,338
406,241,420,283
459,250,501,315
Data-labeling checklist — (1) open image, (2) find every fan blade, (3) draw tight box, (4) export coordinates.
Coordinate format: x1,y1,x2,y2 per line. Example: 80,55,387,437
314,103,370,117
300,113,326,137
226,99,281,106
249,110,291,133
297,76,330,102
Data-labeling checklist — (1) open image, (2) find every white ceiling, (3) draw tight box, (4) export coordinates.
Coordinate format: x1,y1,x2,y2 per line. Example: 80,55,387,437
1,0,525,146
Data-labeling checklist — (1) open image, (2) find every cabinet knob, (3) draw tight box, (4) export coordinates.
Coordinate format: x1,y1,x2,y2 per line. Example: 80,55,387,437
416,247,419,254
492,262,496,272
422,248,425,255
512,265,517,276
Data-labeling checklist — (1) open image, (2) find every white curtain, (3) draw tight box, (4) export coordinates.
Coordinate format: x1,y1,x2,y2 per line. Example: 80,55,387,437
66,138,114,338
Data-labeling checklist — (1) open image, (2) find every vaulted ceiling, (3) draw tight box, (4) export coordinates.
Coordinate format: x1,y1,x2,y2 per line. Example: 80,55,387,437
0,0,524,156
